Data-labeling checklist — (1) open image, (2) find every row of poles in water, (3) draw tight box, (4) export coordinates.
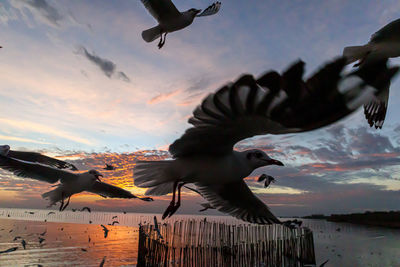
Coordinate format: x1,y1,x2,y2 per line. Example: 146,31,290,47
138,219,316,267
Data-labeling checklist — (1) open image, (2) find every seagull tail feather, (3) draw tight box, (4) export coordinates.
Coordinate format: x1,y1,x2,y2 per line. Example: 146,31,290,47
142,25,162,43
134,160,174,189
343,45,371,65
41,186,65,206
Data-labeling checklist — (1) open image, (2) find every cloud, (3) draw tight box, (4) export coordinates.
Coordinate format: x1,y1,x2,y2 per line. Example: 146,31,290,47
76,46,131,82
25,0,63,26
0,134,51,145
147,89,181,105
0,117,93,146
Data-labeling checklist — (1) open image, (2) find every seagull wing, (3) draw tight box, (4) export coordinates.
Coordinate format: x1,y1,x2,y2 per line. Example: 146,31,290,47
87,181,139,199
169,58,398,157
196,1,221,17
370,18,400,43
0,155,78,184
140,0,181,23
8,150,78,170
196,181,280,224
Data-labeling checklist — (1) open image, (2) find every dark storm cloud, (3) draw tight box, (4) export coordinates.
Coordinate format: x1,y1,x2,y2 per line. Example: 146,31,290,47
76,46,131,82
25,0,63,26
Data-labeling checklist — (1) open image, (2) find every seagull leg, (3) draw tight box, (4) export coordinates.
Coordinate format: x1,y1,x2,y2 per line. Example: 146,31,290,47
61,196,71,211
168,182,185,218
162,181,178,219
59,192,65,212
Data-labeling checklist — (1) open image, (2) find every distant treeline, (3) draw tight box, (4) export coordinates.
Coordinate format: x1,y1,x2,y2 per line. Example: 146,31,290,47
303,211,400,228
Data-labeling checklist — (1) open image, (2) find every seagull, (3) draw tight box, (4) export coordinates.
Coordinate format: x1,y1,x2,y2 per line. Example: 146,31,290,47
0,247,18,254
134,57,398,224
47,211,55,215
80,207,91,213
103,164,116,170
13,236,22,241
40,229,47,236
100,225,109,238
0,145,77,170
38,237,45,244
184,185,216,212
257,174,275,188
99,256,106,267
343,18,400,67
140,0,221,48
0,155,152,211
343,20,400,129
112,216,118,219
21,240,26,250
108,221,119,226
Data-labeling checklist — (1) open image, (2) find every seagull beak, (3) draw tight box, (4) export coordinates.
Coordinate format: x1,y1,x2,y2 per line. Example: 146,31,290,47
96,174,103,181
195,9,202,14
270,159,284,166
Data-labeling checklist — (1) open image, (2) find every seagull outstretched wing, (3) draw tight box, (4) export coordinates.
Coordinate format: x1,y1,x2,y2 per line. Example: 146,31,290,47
370,18,400,43
140,0,181,23
87,181,152,201
196,2,221,17
7,150,78,171
196,181,280,224
0,155,78,183
169,58,398,157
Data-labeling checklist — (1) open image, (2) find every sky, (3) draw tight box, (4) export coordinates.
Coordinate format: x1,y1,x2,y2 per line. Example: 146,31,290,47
1,0,400,216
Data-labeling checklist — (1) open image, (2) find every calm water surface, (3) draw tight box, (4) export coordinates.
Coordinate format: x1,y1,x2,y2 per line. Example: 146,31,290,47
0,209,399,266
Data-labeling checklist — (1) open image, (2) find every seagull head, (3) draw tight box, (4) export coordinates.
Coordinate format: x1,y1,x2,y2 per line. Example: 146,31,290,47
0,145,10,156
88,169,103,182
245,149,284,169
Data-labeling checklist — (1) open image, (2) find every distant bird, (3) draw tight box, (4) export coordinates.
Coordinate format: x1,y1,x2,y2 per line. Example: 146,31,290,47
103,164,116,170
140,0,221,48
257,174,275,188
81,248,88,252
21,240,26,250
0,155,152,211
47,211,55,215
81,207,91,213
99,256,106,267
336,228,341,232
153,216,163,239
40,229,47,236
134,57,398,224
108,221,119,226
0,145,77,170
112,216,118,219
72,208,77,212
9,229,13,233
13,236,21,241
88,236,91,243
38,237,45,244
89,221,92,224
0,247,18,254
100,225,109,238
123,211,127,214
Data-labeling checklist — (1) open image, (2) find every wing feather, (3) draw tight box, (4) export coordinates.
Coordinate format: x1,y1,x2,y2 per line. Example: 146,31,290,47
141,0,181,22
196,181,280,224
169,58,398,157
196,1,221,17
0,155,77,184
7,150,77,171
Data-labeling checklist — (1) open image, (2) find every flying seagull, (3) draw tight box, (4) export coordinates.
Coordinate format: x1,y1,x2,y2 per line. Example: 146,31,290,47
0,155,153,211
100,225,109,238
81,207,91,213
258,174,275,188
134,57,398,224
103,164,116,170
343,19,400,129
140,0,221,48
0,145,77,171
